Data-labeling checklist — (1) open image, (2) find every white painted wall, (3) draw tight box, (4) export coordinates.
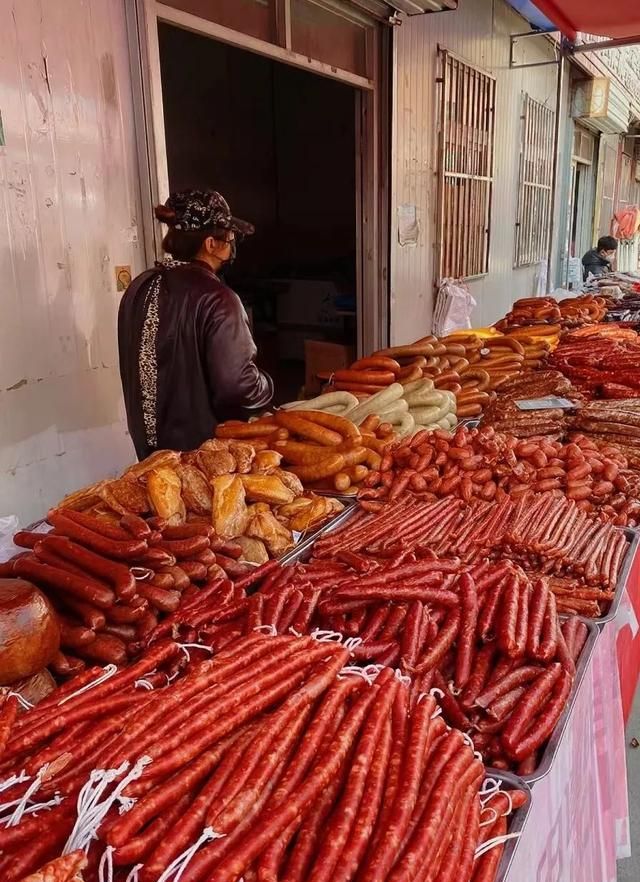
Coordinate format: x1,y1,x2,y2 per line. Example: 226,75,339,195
390,0,561,342
0,0,141,523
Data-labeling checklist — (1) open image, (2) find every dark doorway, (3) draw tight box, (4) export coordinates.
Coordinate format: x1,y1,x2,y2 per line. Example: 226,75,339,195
158,23,358,402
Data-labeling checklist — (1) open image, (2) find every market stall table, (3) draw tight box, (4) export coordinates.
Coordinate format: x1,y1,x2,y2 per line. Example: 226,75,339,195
504,592,632,881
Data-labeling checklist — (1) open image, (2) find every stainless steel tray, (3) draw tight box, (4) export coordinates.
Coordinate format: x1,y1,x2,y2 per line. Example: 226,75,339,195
489,770,533,882
487,619,599,785
580,526,638,627
311,489,359,503
279,502,358,565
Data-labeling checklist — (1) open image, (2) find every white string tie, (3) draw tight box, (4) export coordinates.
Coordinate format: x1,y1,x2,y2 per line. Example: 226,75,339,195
4,764,49,827
63,755,152,854
156,826,225,882
0,771,29,794
474,832,522,859
99,845,114,882
59,666,118,705
135,679,155,691
178,643,213,662
8,692,34,711
338,666,375,685
310,629,344,644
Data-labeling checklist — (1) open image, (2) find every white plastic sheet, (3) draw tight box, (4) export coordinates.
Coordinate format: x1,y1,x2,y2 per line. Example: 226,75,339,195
432,279,476,337
0,516,21,563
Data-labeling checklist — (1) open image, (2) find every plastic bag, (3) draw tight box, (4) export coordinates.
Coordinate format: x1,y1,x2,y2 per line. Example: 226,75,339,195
533,260,548,296
432,279,477,337
0,516,50,563
613,206,640,240
0,516,20,563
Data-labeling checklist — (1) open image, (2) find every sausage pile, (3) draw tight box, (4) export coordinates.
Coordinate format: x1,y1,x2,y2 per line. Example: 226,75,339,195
0,633,525,882
548,328,640,399
316,330,553,418
53,440,344,560
127,545,585,776
324,495,626,616
358,424,640,527
218,409,399,495
283,383,458,442
494,294,606,332
478,371,577,438
1,513,273,675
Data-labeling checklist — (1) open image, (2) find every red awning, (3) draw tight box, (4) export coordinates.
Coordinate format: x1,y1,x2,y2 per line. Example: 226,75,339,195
532,1,640,42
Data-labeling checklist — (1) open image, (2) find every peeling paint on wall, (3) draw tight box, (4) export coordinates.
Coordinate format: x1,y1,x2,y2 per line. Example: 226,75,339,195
0,0,143,523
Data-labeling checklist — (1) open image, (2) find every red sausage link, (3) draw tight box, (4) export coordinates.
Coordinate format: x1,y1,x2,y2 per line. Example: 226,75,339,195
36,535,136,600
13,556,116,609
48,512,148,559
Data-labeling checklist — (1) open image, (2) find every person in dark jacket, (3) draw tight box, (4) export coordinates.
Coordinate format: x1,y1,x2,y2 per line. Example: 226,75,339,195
118,190,273,460
582,235,618,281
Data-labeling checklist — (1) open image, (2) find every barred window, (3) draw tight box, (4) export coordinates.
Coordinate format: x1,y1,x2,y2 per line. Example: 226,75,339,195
436,49,496,281
514,94,555,268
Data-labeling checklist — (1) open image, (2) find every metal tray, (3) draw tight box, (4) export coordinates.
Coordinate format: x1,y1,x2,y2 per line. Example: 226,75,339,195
311,489,359,504
488,770,533,882
578,526,639,627
487,619,599,785
279,502,358,565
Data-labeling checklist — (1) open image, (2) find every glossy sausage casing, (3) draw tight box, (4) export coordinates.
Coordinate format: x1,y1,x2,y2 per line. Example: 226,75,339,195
0,578,60,685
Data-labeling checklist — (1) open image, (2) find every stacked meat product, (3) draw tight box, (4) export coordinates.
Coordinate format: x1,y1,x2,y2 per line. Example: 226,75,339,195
478,371,577,438
0,512,270,675
494,295,606,331
357,424,640,527
548,327,640,399
315,496,625,617
0,634,525,882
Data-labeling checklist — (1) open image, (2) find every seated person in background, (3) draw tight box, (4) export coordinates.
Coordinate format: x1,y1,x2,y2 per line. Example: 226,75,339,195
582,236,618,281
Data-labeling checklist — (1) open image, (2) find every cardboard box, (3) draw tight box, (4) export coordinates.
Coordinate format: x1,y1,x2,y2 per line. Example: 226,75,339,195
305,339,355,396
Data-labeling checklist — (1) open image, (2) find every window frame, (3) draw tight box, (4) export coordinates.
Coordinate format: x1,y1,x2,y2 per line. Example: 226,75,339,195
436,47,496,282
514,92,555,269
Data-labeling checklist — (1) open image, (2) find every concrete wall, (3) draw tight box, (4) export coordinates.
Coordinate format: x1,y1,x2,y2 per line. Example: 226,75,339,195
390,0,561,341
0,0,142,523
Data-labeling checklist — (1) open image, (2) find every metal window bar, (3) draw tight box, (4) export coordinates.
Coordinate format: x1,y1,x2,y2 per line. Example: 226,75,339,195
436,49,496,281
514,93,555,268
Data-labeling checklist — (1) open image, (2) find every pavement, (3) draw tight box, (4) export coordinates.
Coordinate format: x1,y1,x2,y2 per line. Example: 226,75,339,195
618,685,640,881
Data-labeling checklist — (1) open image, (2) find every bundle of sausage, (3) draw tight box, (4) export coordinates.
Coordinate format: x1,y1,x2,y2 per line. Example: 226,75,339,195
494,295,606,331
325,332,542,416
0,513,277,674
437,331,552,399
143,542,586,775
218,409,394,495
284,382,457,439
357,424,640,526
0,633,524,882
494,297,562,330
549,329,640,399
567,400,640,453
479,370,578,438
324,495,626,616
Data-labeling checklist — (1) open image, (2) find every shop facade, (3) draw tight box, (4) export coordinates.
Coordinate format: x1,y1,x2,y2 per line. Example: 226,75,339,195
1,0,640,520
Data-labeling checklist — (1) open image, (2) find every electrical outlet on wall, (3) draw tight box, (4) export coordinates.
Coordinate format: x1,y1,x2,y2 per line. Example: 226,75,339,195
115,265,132,291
